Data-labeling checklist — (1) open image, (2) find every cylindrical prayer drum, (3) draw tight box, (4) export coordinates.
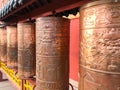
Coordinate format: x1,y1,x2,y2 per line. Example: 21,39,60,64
7,25,18,69
0,27,7,64
18,22,35,79
79,1,120,90
36,17,70,90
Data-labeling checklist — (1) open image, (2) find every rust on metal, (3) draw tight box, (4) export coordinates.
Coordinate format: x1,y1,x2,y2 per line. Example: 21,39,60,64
0,27,7,64
18,22,36,79
7,25,18,69
79,1,120,90
36,17,70,90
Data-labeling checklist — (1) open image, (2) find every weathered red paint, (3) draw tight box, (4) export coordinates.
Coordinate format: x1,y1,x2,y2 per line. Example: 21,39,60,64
70,18,79,81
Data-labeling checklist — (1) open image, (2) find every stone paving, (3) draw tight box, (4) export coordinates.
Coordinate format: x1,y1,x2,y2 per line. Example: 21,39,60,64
0,80,16,90
0,71,16,90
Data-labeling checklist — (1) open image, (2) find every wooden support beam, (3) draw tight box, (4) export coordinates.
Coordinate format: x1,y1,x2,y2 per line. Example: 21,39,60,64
55,0,90,13
4,0,90,23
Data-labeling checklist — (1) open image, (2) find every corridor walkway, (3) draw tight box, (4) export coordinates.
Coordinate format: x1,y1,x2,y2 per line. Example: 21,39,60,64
0,72,16,90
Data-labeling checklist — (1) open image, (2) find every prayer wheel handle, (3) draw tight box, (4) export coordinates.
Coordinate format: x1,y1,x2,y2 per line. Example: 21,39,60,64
69,83,74,90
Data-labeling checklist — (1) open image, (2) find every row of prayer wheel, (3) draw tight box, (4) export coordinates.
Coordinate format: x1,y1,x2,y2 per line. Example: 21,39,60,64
0,1,120,90
0,17,70,90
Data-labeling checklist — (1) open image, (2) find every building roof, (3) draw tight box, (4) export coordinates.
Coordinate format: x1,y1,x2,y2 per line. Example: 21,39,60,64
0,0,23,19
0,0,90,24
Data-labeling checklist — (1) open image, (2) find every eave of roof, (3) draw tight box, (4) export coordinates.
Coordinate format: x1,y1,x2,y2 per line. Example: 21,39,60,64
0,0,23,18
0,0,90,24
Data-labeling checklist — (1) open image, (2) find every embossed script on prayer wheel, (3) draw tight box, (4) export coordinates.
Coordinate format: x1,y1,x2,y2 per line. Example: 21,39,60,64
36,17,70,90
79,1,120,90
7,26,18,69
0,27,7,64
18,22,35,79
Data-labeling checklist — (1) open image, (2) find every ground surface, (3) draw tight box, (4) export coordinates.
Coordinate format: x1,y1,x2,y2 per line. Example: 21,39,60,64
0,72,16,90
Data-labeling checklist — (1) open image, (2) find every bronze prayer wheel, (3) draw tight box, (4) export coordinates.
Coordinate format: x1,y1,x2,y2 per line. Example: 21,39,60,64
36,17,70,90
0,27,7,64
18,22,35,79
79,1,120,90
7,25,18,69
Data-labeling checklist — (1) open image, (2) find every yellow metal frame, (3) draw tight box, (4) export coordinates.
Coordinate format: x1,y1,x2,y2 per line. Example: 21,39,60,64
22,80,35,90
0,62,35,90
0,62,21,88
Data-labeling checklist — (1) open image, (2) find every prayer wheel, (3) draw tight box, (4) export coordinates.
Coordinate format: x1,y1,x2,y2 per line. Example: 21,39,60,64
7,25,17,69
79,1,120,90
36,17,70,90
18,22,35,79
0,27,7,64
